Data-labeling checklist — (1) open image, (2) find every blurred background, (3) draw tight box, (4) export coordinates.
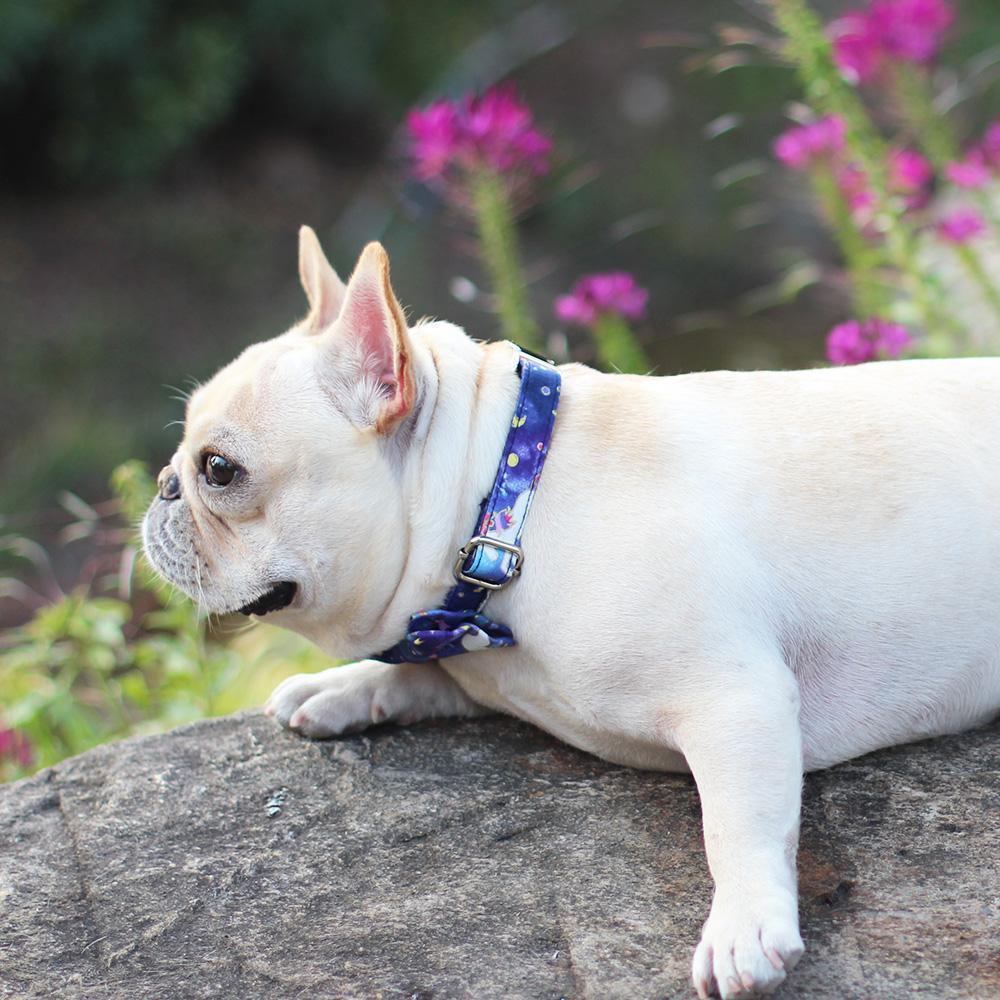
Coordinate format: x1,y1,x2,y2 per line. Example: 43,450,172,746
6,0,1000,525
0,1,856,520
2,0,999,777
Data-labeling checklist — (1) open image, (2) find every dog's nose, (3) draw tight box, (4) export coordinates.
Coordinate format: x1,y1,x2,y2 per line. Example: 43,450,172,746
157,466,181,501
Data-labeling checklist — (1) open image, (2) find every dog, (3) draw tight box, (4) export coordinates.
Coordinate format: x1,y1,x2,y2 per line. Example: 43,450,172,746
143,227,1000,998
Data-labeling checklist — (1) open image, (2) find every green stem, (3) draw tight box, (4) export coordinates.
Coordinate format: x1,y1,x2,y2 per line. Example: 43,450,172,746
811,162,888,317
592,313,650,373
765,0,942,333
469,169,542,349
892,63,958,169
955,243,1000,333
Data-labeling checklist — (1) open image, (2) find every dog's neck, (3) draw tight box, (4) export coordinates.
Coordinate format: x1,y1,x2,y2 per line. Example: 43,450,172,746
331,327,522,657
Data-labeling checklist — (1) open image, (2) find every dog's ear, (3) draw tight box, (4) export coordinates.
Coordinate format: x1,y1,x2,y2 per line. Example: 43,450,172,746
299,225,347,331
329,241,415,435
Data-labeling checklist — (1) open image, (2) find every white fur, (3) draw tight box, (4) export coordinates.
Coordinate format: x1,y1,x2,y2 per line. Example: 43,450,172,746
145,236,1000,999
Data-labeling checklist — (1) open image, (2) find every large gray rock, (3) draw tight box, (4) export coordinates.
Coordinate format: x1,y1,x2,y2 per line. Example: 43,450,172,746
0,713,996,999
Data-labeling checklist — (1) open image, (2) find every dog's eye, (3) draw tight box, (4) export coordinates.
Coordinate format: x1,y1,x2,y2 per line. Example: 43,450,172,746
203,453,240,488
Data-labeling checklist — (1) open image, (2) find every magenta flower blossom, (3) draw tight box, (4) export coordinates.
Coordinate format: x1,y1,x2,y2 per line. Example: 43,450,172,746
773,116,847,170
407,86,552,182
555,273,649,328
980,120,1000,168
870,0,955,63
829,12,883,84
891,148,934,192
889,148,934,210
826,318,914,365
0,727,33,769
830,0,956,83
945,151,991,189
407,101,461,181
936,209,987,244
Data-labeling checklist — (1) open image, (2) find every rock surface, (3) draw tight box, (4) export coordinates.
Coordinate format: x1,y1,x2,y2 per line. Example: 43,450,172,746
0,713,996,999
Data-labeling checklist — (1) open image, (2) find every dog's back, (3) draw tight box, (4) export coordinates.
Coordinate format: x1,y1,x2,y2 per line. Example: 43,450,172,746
504,357,1000,769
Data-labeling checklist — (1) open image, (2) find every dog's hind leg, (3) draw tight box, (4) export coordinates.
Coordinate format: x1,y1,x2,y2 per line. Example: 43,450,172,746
266,660,489,739
675,647,804,999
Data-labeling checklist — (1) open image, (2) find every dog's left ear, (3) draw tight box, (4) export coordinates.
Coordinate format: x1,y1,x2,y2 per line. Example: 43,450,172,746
332,242,415,435
299,225,347,330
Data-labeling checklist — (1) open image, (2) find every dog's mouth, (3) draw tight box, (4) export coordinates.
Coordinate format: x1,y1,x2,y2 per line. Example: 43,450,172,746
237,581,298,617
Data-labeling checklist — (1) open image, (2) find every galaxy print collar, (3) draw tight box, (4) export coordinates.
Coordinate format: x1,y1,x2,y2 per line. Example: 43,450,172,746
374,346,561,664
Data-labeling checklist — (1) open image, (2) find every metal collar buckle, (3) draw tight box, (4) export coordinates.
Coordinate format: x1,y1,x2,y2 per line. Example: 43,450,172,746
453,536,524,591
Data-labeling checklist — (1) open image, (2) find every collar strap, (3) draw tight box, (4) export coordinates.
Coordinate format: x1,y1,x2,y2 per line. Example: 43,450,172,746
374,346,561,663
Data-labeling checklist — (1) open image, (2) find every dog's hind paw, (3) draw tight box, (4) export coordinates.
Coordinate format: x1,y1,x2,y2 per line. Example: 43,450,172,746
691,895,803,998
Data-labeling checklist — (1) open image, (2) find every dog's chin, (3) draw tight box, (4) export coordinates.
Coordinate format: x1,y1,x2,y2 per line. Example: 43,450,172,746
235,581,298,617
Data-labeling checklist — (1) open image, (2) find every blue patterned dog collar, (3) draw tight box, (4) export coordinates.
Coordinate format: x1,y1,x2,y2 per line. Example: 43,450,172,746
374,346,561,663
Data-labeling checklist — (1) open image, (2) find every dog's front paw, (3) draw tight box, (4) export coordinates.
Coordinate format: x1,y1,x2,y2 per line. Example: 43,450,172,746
691,894,803,998
265,661,403,738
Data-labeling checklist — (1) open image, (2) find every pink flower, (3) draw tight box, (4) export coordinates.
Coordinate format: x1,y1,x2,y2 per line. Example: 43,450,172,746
555,273,649,328
889,148,934,210
0,727,33,769
890,148,933,192
406,101,461,181
407,86,552,182
830,12,884,84
773,116,847,170
830,0,955,83
826,318,914,365
945,151,991,189
869,0,955,63
461,88,552,175
935,208,987,244
978,120,1000,170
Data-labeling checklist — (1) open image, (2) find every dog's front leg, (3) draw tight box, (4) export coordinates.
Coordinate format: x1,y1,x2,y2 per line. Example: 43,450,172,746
266,660,489,738
677,655,804,999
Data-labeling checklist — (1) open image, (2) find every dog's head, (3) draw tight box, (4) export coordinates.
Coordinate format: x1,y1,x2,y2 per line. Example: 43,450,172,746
142,228,420,633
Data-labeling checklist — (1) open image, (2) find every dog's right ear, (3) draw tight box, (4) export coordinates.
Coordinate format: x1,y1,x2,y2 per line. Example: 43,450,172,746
299,225,347,331
327,241,416,435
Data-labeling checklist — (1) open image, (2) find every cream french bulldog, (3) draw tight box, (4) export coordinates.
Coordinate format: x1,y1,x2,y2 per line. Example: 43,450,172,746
143,227,1000,999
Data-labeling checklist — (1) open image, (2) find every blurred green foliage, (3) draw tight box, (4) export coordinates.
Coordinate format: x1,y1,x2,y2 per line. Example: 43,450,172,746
0,461,330,783
0,0,529,186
